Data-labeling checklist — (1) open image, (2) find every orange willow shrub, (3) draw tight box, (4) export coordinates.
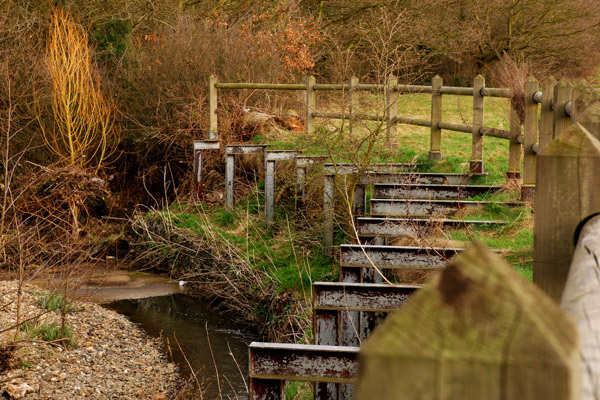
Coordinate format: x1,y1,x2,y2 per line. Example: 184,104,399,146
36,9,117,169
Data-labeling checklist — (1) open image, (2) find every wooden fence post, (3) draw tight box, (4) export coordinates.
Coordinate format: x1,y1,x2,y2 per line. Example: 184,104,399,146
522,76,539,201
507,106,522,180
356,244,579,400
208,75,218,139
430,75,443,160
553,80,572,139
349,76,359,136
386,75,398,145
539,77,557,150
534,102,600,301
471,75,485,173
306,75,316,134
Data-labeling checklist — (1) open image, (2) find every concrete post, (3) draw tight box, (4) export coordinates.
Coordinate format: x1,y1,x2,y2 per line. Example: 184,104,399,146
225,154,235,210
323,174,335,256
265,160,276,228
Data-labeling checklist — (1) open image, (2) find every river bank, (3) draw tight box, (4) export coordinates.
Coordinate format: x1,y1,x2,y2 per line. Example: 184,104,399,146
0,281,181,399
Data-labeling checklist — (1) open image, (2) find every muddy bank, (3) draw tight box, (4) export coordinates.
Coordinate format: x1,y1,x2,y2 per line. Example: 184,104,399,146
0,281,181,400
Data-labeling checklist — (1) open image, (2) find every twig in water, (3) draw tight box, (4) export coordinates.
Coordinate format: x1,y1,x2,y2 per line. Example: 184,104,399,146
173,333,203,400
205,321,222,397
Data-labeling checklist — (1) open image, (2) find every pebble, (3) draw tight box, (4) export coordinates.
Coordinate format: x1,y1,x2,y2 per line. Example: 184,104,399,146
0,281,181,399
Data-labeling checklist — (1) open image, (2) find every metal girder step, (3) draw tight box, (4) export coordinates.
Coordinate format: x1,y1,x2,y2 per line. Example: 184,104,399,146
372,183,502,200
339,244,461,269
370,198,524,217
313,282,419,313
356,172,487,185
357,217,505,237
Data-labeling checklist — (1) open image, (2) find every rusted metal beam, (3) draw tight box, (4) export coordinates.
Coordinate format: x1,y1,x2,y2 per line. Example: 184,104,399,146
370,198,524,217
356,217,505,238
373,183,502,200
323,163,417,176
249,342,358,384
313,282,419,313
339,244,461,269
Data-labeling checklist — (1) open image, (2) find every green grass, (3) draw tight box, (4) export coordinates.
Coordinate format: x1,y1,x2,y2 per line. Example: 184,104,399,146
32,291,77,314
20,322,75,347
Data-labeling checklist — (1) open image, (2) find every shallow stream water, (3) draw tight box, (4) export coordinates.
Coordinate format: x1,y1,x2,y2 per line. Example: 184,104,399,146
107,294,257,399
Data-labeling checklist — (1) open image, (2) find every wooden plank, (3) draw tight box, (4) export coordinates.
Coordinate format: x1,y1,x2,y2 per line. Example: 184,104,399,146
339,244,460,269
471,75,485,173
356,244,579,400
539,77,557,150
534,105,600,300
356,217,504,238
215,82,305,90
372,183,501,200
350,76,359,136
430,75,443,160
370,198,523,217
249,342,358,383
507,107,522,179
560,214,600,400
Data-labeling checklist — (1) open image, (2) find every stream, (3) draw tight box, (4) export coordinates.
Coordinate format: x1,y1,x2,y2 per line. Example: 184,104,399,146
29,270,258,400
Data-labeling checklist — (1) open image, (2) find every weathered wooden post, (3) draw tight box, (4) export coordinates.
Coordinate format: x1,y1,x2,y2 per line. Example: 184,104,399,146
356,244,579,400
539,77,557,150
349,76,359,136
192,140,220,199
507,106,522,180
323,173,335,256
553,80,572,139
534,102,600,301
208,75,218,139
522,76,539,201
386,75,398,145
561,214,600,400
471,75,485,173
305,75,316,134
430,75,443,160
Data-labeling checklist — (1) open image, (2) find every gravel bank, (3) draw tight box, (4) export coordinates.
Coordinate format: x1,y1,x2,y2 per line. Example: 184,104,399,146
0,281,181,399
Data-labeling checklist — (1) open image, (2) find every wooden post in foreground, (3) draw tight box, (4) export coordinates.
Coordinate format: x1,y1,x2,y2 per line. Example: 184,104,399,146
429,75,443,160
539,77,557,150
561,214,600,400
534,102,600,301
553,80,572,139
306,75,316,134
471,75,485,173
506,107,522,180
522,76,539,201
208,75,218,139
357,243,579,400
